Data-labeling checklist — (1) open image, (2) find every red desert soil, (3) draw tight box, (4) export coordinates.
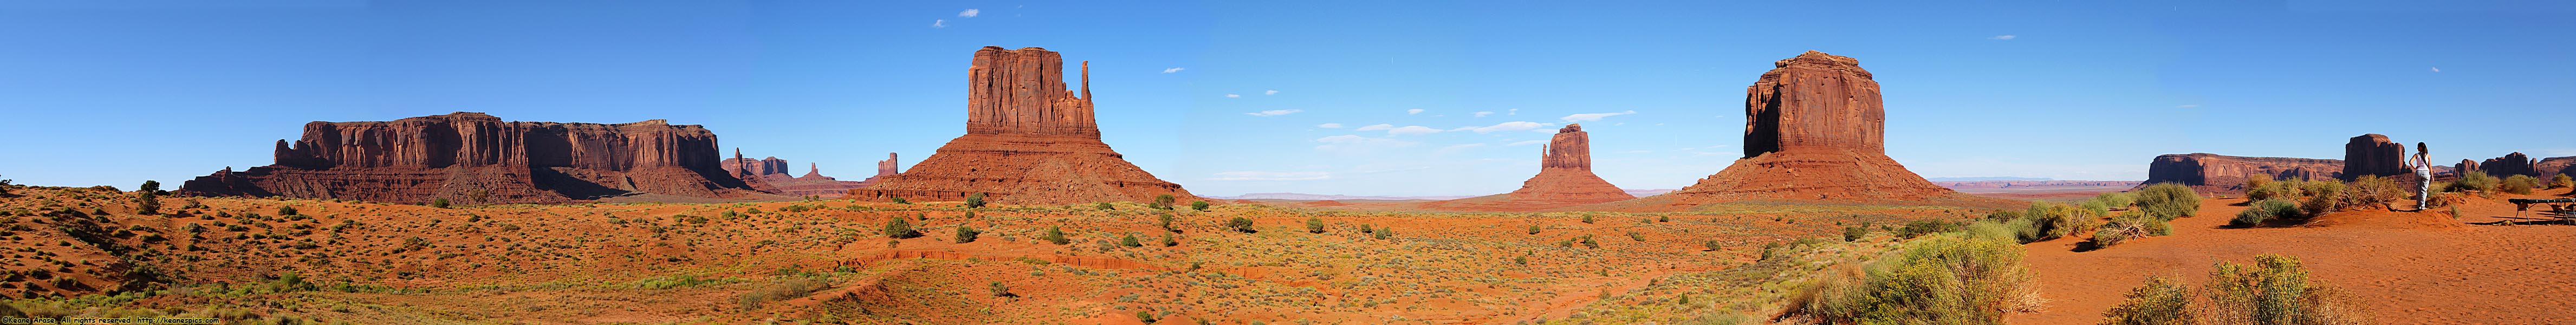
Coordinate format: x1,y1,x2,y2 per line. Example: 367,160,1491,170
2012,192,2576,325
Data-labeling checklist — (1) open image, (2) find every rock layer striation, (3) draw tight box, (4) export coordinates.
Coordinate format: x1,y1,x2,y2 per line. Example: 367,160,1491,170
1614,51,1996,210
849,47,1195,205
176,112,769,204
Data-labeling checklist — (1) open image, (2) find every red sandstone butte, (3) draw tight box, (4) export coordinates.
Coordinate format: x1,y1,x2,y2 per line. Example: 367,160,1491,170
2138,153,2343,194
2476,152,2539,177
2538,156,2574,179
2342,134,2407,180
174,112,771,204
1424,124,1634,211
718,150,877,198
1611,51,1997,209
847,47,1196,205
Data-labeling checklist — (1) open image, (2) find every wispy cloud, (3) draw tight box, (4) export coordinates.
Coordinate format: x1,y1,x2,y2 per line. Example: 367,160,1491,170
1162,67,1185,73
1355,123,1394,131
1387,126,1444,135
1465,121,1552,133
1474,111,1495,118
1225,94,1241,98
1989,35,2017,40
2430,67,2441,73
958,9,979,17
1264,90,1279,95
1560,110,1636,122
1207,171,1330,181
1508,108,1519,115
931,20,946,28
1406,109,1425,115
1316,123,1344,128
1246,109,1302,117
1507,140,1548,146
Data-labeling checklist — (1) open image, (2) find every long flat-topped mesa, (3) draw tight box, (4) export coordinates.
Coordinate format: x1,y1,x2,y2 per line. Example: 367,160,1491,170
176,112,770,204
849,47,1195,205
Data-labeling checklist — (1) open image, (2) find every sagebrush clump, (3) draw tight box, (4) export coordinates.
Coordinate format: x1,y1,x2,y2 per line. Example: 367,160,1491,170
1790,235,2040,324
2099,254,2374,325
2135,183,2202,220
2498,174,2539,194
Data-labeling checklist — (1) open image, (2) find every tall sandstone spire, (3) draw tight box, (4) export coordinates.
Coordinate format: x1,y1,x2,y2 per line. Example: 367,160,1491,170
1425,123,1633,211
1627,51,2001,210
851,47,1195,205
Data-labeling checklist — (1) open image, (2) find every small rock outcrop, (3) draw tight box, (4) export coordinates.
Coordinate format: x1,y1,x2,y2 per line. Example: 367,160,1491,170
849,47,1196,205
715,150,874,198
2477,152,2539,177
1613,51,2000,210
2342,134,2407,180
2537,156,2575,179
1424,124,1634,211
866,152,899,185
2138,153,2343,194
176,112,770,204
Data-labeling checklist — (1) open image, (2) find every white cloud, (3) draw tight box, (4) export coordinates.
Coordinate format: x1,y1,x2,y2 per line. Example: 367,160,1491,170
1406,109,1425,115
1317,135,1368,143
1465,121,1553,133
1507,140,1548,146
958,9,979,17
2176,104,2201,108
1316,123,1344,128
931,20,946,28
1246,109,1302,117
1264,90,1279,95
1560,110,1636,122
2430,67,2441,73
1508,108,1519,115
1355,123,1394,131
1474,111,1495,118
1162,67,1185,73
1225,94,1241,98
1208,171,1330,181
1387,126,1444,135
1989,35,2017,40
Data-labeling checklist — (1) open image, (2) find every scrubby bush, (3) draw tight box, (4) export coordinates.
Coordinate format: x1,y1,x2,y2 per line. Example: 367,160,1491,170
2246,176,2292,202
1375,227,1395,240
989,281,1014,297
2017,203,2081,244
2500,174,2539,194
2449,170,2497,193
430,198,450,209
2425,192,2466,208
2551,174,2573,190
953,225,981,243
737,277,830,310
1526,224,1542,235
2098,276,2195,325
881,218,919,238
1095,202,1114,210
1190,201,1210,211
1157,213,1178,232
2093,192,2136,210
2340,175,2404,211
2135,183,2203,220
1792,236,2039,324
1041,226,1069,245
1898,220,1960,239
1305,217,1325,233
2200,255,2375,325
2233,199,2299,227
1119,233,1142,247
1225,217,1255,233
2296,180,2345,217
1703,240,1723,251
2091,212,2171,249
1151,194,1177,210
134,192,160,216
890,197,910,204
1842,225,1867,242
964,193,986,209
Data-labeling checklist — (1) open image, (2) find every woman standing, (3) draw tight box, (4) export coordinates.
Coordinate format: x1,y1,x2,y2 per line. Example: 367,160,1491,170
2410,142,2432,211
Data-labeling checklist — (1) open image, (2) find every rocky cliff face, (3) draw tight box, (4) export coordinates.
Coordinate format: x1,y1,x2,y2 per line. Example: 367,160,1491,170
721,151,793,180
2139,153,2343,194
2343,134,2407,180
867,152,899,184
1425,124,1633,211
850,47,1196,205
177,112,768,204
2477,152,2539,177
2538,156,2574,179
1621,51,1999,210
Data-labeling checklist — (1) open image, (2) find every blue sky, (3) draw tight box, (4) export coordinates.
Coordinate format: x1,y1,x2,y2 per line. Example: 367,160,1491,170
2,0,2571,197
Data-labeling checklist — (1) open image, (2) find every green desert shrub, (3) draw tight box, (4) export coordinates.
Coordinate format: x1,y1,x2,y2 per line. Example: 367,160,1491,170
890,197,910,204
1965,220,2017,243
2296,180,2346,217
2134,183,2203,220
964,193,987,209
430,198,450,209
2017,203,2081,243
1842,225,1868,242
1305,217,1326,233
1792,236,2039,324
2499,174,2540,194
1119,233,1143,247
1225,217,1255,233
1703,240,1723,251
737,277,830,310
1897,220,1959,239
2551,174,2573,189
133,192,160,216
2448,170,2497,193
2098,276,2195,325
2340,175,2405,211
2091,212,2171,249
881,217,919,239
2200,255,2376,325
1041,226,1069,245
2246,176,2295,202
2092,191,2136,210
1151,194,1177,210
1095,202,1115,210
1157,213,1178,232
953,225,981,243
1190,201,1210,211
2233,199,2299,227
